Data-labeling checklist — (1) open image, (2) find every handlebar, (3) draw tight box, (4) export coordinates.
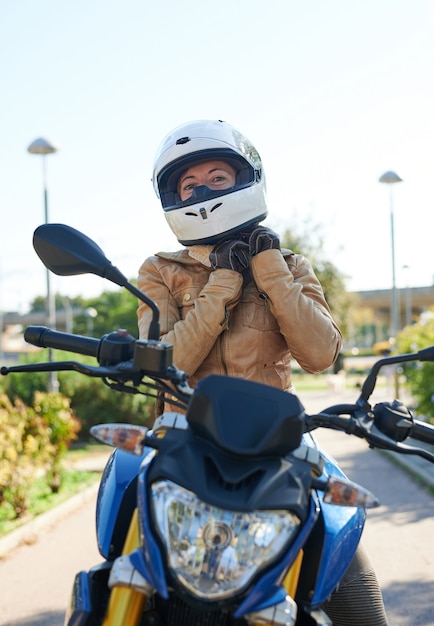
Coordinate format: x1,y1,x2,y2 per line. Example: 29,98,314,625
3,328,434,462
2,325,191,410
8,327,434,457
306,399,434,463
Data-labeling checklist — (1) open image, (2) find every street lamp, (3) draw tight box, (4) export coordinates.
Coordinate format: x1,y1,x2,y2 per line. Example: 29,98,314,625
27,137,60,393
379,170,403,397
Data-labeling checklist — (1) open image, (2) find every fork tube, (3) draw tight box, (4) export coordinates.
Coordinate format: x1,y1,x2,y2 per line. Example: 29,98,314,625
102,508,146,626
282,549,304,598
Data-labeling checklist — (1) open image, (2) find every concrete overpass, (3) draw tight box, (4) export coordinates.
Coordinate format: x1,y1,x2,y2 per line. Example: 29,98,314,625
0,308,86,361
355,284,434,327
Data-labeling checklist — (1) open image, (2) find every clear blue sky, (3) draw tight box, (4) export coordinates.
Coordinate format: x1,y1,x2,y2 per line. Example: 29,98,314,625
1,0,433,313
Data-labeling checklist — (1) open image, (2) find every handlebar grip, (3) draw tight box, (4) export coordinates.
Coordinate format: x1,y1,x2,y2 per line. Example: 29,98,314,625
24,326,100,358
410,419,434,446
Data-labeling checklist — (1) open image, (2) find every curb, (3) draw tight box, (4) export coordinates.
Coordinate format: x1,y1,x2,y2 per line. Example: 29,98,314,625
381,440,434,491
0,481,99,558
0,479,100,558
0,452,110,557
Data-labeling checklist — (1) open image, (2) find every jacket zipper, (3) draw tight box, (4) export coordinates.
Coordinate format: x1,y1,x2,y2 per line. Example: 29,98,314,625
219,309,230,376
259,292,269,312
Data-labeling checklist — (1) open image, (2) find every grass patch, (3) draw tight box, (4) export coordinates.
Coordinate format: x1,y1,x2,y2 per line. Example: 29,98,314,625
291,373,329,391
0,467,100,539
291,372,386,393
65,442,110,461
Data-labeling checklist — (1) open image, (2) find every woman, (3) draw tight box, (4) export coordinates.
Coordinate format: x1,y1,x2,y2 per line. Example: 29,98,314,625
137,119,388,625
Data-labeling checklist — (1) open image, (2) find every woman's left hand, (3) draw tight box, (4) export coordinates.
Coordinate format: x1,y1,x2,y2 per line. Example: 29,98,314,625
244,226,280,255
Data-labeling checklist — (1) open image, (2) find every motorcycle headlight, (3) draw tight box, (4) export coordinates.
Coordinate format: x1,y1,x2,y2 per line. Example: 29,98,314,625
151,480,300,600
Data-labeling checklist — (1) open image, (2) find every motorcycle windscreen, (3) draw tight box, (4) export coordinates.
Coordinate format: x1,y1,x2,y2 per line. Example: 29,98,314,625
186,375,305,457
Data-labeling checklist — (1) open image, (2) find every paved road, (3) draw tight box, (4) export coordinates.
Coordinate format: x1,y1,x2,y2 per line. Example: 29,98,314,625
0,485,102,625
1,389,434,625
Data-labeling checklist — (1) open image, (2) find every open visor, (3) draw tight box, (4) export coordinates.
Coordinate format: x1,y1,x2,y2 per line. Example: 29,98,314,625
157,148,258,211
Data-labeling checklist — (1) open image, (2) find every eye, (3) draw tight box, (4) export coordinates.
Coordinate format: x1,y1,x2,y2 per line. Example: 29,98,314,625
181,182,197,198
208,172,235,188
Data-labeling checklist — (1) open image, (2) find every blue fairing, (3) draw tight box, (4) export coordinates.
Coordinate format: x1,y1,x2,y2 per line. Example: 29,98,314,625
96,448,153,559
306,434,366,606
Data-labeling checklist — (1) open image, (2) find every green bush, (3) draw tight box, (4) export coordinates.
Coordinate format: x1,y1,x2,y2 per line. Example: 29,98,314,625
0,394,49,517
33,391,80,492
397,309,434,422
1,360,49,406
0,389,80,516
2,350,156,440
69,377,154,440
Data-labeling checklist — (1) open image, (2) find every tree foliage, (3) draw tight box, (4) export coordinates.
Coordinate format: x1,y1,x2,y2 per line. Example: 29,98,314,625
31,284,140,339
396,308,434,421
74,288,139,338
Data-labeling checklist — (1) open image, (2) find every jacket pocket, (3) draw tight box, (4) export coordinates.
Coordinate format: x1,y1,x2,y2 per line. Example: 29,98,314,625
241,292,279,331
173,286,202,320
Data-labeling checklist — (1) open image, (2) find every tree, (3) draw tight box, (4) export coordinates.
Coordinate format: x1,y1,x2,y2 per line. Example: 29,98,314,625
30,283,140,339
72,288,139,338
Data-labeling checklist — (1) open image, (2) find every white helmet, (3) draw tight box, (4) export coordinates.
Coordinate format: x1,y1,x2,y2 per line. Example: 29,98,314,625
153,120,267,246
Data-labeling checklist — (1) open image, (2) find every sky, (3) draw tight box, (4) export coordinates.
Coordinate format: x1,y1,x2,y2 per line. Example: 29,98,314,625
1,0,433,314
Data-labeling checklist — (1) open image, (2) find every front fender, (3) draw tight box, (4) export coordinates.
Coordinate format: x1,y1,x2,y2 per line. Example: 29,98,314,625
96,448,152,559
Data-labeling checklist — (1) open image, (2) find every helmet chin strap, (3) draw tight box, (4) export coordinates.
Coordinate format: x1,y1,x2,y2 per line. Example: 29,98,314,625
239,223,260,238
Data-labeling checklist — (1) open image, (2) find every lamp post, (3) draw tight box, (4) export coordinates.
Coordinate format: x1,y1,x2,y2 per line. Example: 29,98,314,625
379,170,403,397
27,137,60,393
402,264,412,327
85,307,98,336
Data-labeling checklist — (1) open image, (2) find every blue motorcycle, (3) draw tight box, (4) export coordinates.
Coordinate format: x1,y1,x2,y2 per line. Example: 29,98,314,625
4,223,434,626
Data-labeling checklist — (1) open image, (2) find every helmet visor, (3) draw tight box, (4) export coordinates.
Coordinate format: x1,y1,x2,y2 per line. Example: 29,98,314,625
158,149,257,211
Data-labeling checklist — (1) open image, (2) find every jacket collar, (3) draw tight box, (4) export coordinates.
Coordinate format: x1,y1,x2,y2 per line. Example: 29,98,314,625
155,247,294,266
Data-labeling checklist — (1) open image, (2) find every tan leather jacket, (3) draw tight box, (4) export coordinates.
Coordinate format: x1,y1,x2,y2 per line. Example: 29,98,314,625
137,247,342,396
138,246,342,390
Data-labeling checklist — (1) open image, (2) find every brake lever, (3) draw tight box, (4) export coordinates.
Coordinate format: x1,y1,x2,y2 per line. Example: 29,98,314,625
1,360,141,381
366,428,434,463
351,412,434,463
306,409,434,464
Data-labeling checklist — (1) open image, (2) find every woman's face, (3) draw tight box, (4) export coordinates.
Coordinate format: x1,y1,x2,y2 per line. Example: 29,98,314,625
178,160,236,201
